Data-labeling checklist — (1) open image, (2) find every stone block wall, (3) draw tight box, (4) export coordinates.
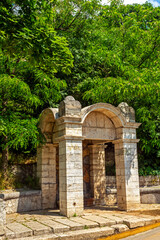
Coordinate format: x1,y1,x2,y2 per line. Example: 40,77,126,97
0,190,41,214
37,144,57,209
139,175,160,187
106,175,160,188
0,199,6,225
105,176,160,205
140,187,160,204
59,138,84,217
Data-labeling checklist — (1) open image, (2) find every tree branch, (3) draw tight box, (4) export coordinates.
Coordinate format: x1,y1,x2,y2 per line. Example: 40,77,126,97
56,10,81,31
138,37,159,68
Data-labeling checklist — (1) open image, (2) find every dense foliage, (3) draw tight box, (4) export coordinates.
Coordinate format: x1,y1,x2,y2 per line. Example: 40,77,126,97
0,0,73,174
0,0,159,176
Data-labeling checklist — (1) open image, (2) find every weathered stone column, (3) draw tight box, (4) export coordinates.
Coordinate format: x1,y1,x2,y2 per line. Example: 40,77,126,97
59,137,83,217
37,144,57,209
89,145,106,205
57,96,84,217
114,139,140,211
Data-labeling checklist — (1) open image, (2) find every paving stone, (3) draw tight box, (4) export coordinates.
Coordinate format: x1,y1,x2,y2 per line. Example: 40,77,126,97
53,218,84,230
70,217,99,228
57,226,114,240
139,214,160,224
140,217,156,226
37,218,70,233
7,222,32,238
44,215,66,220
113,213,135,219
5,227,16,239
155,216,160,222
22,220,52,236
145,215,160,223
5,209,160,239
82,215,116,227
111,224,129,233
0,225,4,236
18,233,58,240
99,213,124,224
123,218,145,228
113,214,147,227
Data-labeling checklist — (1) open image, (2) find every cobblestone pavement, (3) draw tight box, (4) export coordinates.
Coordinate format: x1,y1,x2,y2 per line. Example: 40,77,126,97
1,206,160,240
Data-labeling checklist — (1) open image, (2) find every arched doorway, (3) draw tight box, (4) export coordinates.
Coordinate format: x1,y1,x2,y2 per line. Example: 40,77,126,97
82,110,116,207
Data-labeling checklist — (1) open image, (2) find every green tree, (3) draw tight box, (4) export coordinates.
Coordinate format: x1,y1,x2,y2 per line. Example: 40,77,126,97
0,0,73,175
62,2,160,173
0,0,160,177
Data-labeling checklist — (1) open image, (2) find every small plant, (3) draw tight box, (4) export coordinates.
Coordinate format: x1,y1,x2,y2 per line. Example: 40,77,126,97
84,225,88,229
73,213,77,217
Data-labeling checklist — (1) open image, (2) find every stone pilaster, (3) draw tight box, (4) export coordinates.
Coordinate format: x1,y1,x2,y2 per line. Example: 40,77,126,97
59,137,84,217
89,145,106,205
37,144,57,209
57,96,84,217
114,139,140,211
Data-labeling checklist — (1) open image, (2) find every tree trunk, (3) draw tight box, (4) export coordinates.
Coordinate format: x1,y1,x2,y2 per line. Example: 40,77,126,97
1,100,9,178
2,139,9,178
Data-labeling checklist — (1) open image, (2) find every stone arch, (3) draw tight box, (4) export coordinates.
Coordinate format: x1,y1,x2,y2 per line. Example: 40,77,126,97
81,103,141,210
39,108,58,143
81,104,124,205
82,111,116,140
37,108,58,210
81,103,127,128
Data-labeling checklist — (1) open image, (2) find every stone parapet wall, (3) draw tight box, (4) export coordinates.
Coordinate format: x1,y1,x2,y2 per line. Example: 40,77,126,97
0,199,6,225
106,175,160,188
139,175,160,187
0,190,41,214
105,186,160,205
140,186,160,204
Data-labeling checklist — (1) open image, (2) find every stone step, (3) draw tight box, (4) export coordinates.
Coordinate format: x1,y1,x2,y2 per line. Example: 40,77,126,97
4,212,160,239
18,226,114,240
112,214,145,228
0,224,5,237
70,217,99,228
36,218,70,233
50,218,84,230
99,213,124,224
21,220,52,236
82,215,116,227
5,227,15,239
56,226,114,240
6,222,32,239
111,224,129,233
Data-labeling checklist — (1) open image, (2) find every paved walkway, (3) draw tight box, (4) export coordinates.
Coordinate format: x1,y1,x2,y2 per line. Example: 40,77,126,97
1,206,160,240
121,226,160,240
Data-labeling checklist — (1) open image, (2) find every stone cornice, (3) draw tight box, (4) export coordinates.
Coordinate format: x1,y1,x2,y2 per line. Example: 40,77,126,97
55,135,85,142
124,122,141,129
55,116,82,125
112,139,140,144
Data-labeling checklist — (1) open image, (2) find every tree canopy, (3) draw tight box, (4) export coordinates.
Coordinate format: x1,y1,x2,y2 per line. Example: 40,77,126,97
0,0,73,173
0,0,159,176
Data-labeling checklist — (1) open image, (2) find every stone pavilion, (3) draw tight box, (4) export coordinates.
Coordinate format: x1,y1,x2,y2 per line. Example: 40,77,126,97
37,96,141,217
